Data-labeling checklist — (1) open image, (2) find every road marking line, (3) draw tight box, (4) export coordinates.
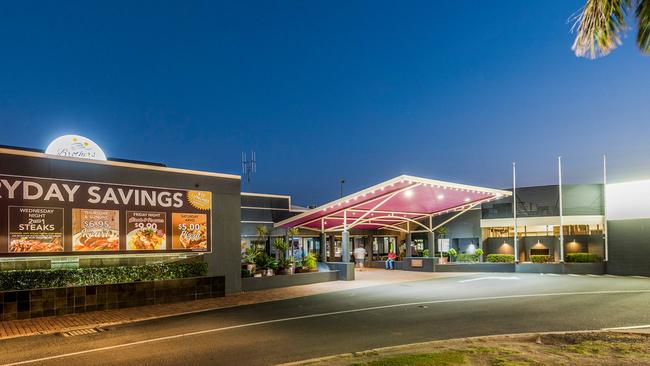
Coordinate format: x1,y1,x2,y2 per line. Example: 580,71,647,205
568,274,582,277
631,276,649,279
602,324,650,330
458,276,520,283
545,274,561,277
4,289,650,366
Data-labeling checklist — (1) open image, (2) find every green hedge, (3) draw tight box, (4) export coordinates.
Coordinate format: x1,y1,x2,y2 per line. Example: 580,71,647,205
0,261,208,291
530,255,553,263
486,254,514,263
456,253,480,263
565,253,600,263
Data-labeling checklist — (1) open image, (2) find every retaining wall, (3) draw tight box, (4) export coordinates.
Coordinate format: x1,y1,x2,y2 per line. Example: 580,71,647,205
0,276,224,321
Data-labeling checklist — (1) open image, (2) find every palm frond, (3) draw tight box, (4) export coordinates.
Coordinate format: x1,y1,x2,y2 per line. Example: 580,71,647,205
571,0,632,59
637,0,650,53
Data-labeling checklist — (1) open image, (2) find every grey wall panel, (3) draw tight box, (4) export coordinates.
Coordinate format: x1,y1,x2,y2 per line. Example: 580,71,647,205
241,195,289,210
433,209,481,240
608,219,650,276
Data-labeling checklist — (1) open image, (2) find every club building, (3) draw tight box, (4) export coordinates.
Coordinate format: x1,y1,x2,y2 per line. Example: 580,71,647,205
1,139,650,300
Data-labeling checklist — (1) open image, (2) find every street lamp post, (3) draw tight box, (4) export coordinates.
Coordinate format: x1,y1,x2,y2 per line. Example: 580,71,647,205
340,179,346,198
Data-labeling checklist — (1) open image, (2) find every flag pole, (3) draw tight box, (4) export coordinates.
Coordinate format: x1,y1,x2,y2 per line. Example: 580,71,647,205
558,156,564,263
603,154,608,262
513,162,518,263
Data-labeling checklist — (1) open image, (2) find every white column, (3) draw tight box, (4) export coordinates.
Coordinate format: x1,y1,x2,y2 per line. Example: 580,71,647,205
603,154,609,262
428,216,434,257
513,162,518,263
342,210,350,262
406,221,412,257
558,156,564,263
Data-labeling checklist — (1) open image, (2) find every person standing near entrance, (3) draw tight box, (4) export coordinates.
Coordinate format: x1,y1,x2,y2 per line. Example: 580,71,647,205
353,245,367,271
385,251,397,270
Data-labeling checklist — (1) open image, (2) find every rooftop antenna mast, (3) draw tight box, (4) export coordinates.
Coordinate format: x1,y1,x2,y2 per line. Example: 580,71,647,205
241,150,257,184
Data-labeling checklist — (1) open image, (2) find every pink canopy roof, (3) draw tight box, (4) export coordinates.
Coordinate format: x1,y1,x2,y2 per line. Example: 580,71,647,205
275,175,511,232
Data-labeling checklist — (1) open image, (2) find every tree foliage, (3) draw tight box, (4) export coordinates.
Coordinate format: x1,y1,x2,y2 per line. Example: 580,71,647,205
572,0,650,58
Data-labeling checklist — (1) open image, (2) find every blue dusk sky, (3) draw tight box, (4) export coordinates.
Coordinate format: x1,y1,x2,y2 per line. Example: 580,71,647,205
0,1,648,206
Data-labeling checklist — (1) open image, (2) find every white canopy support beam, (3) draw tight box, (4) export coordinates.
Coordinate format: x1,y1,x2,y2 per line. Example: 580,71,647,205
348,215,433,232
347,183,422,229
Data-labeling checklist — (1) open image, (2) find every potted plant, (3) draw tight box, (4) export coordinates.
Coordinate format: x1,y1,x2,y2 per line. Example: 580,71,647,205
243,247,260,273
268,258,278,276
439,251,449,264
302,252,318,272
255,253,276,276
294,260,305,273
422,249,430,258
448,248,458,263
255,225,269,251
277,256,296,275
273,237,288,261
475,248,484,262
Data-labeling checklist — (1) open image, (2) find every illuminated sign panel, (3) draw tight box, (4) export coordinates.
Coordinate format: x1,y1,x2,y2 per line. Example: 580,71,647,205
606,180,650,220
0,175,212,256
45,135,107,161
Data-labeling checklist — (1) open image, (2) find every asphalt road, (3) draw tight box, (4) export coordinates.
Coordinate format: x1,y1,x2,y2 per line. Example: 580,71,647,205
1,273,650,366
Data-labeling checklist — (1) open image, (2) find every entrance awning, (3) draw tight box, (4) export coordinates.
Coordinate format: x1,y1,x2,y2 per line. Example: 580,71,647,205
275,175,511,233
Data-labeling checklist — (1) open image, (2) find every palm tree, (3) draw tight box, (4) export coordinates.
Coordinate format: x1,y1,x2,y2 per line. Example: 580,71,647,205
571,0,650,58
255,225,268,252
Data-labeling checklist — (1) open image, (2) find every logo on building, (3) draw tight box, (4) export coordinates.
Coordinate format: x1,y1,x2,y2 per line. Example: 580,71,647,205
45,135,107,161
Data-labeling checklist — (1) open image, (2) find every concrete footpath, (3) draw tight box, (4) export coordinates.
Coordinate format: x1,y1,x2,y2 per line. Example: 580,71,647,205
0,269,453,340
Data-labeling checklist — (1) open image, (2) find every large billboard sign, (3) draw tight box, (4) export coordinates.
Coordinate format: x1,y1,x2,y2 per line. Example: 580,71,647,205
0,174,212,256
606,180,650,221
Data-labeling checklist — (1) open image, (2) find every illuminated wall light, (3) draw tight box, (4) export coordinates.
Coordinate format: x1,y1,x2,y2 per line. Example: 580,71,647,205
464,198,470,202
437,194,444,200
404,189,414,198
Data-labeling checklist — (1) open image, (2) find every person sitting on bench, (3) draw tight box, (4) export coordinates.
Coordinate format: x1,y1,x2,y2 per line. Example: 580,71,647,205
385,251,397,270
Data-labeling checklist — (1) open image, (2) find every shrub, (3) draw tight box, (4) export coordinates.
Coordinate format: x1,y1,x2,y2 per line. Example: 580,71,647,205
448,248,458,257
0,261,208,291
302,252,318,270
255,253,279,270
277,256,295,270
475,248,484,257
273,238,288,253
422,249,430,257
486,254,515,263
530,255,553,263
565,253,600,263
457,253,480,263
243,247,260,264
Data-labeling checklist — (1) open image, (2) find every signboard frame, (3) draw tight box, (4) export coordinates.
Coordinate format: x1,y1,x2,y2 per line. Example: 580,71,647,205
0,173,213,257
